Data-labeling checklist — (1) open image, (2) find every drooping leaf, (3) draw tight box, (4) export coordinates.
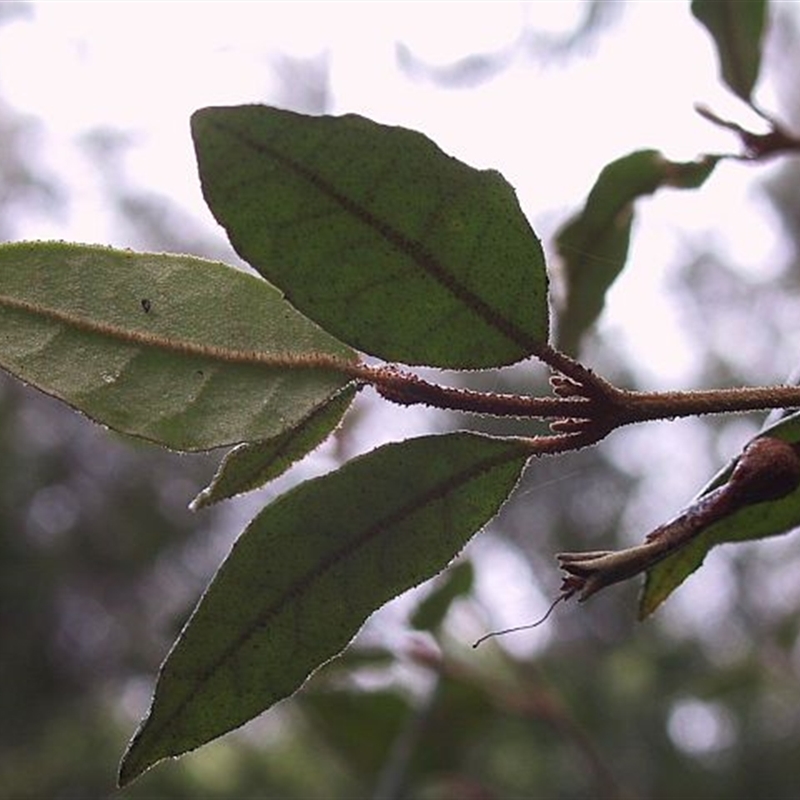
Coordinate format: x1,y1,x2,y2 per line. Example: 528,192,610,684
641,411,800,618
692,0,767,101
118,432,530,785
555,150,718,355
0,242,357,451
410,559,474,632
191,385,357,508
191,105,549,369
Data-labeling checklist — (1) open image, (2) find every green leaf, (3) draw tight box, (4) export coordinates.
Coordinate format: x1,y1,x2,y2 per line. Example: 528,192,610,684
692,0,767,101
0,241,357,452
410,559,474,632
191,385,357,508
191,105,549,369
640,411,800,618
555,150,718,355
118,432,529,785
298,688,410,779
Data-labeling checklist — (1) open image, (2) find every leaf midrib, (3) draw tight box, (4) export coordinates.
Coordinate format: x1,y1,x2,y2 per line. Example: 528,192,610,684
0,292,356,374
137,439,526,756
211,118,544,358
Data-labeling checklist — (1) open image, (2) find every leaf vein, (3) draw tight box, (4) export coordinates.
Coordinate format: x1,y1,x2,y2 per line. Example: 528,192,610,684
214,121,543,357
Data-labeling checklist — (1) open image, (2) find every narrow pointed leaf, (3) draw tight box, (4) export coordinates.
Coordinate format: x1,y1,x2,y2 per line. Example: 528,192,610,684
118,432,529,785
556,150,718,355
0,241,357,451
191,385,357,508
192,105,549,369
410,559,474,633
692,0,767,101
641,411,800,618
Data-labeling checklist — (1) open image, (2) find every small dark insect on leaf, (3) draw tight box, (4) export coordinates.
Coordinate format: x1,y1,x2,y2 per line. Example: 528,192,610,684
141,298,152,313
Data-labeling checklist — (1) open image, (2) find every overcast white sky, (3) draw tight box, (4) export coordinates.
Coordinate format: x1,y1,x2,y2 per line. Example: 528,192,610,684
1,2,794,651
0,1,785,385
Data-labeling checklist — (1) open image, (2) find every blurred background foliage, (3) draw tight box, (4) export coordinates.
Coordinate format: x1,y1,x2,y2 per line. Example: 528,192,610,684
2,2,800,798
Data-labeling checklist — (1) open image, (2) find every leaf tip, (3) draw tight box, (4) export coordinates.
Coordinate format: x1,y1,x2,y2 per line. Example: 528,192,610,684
637,588,661,621
117,721,180,789
188,490,212,512
116,741,154,789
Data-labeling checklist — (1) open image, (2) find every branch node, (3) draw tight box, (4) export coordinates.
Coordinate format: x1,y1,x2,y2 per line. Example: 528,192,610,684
557,544,665,601
695,103,800,161
550,374,589,398
549,417,590,434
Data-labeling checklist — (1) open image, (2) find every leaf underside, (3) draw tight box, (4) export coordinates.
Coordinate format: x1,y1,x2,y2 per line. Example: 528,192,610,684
192,105,549,369
0,242,356,451
191,385,357,508
641,411,800,617
119,431,530,785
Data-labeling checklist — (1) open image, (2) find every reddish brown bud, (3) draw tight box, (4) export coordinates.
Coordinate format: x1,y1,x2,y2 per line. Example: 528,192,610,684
728,436,800,506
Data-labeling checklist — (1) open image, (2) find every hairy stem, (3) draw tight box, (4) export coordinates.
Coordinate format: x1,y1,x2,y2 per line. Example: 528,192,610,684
608,385,800,425
696,103,800,160
367,364,593,419
360,359,800,436
557,437,800,602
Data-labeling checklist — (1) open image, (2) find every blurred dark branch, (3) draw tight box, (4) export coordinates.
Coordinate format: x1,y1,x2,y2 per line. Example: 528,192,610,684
508,678,636,800
396,0,623,89
558,436,800,603
371,675,442,800
696,103,800,161
426,651,634,800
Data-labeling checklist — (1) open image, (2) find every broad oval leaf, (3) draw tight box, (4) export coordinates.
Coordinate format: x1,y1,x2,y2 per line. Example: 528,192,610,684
191,105,549,369
191,385,357,508
556,150,718,355
118,432,530,785
640,411,800,618
692,0,767,101
0,241,357,451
